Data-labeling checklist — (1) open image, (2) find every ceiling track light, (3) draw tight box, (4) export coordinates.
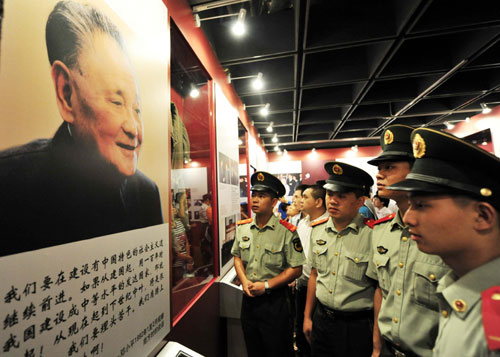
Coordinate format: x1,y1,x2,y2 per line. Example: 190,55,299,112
228,72,265,91
465,117,470,123
260,103,270,116
266,121,274,132
271,133,278,143
445,121,454,130
189,84,200,98
351,145,358,152
480,103,491,114
231,8,246,37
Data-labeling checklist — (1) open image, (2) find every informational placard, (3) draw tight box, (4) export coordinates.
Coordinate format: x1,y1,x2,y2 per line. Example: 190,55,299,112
215,84,240,276
0,0,171,355
0,225,170,356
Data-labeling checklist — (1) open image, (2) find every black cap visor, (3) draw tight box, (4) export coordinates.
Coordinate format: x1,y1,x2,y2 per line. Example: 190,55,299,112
367,151,415,166
323,182,361,193
251,184,277,195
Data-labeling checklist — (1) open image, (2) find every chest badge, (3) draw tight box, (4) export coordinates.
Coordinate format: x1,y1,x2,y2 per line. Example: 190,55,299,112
377,246,388,254
293,237,303,252
316,239,326,246
242,236,250,241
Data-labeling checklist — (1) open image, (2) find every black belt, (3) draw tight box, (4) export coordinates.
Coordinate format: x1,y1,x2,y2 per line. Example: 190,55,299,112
319,303,373,320
384,339,419,357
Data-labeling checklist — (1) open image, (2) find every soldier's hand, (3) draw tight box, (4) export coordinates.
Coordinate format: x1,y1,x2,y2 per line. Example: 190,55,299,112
242,280,254,297
303,317,313,344
249,281,265,296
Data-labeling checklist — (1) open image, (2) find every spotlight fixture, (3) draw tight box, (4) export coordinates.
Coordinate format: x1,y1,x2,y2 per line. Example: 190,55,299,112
312,148,316,153
271,133,278,143
260,103,270,117
351,145,358,152
283,149,288,154
274,145,280,151
277,150,283,156
252,72,264,90
445,121,454,130
482,139,488,146
266,121,274,132
189,86,200,98
480,103,491,114
465,117,470,123
238,139,243,145
231,8,247,37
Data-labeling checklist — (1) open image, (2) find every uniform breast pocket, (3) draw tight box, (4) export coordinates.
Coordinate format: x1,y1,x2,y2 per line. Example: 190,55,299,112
263,243,284,269
412,261,447,310
313,246,328,274
374,255,391,296
239,241,251,263
343,250,370,281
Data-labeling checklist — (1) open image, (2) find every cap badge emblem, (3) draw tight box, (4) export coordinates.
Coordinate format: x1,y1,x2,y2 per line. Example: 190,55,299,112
257,173,265,181
413,133,426,159
384,130,394,145
332,164,343,175
480,188,492,197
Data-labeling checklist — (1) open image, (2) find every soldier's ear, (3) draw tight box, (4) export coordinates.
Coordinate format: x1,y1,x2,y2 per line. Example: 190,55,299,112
51,60,76,124
473,201,496,232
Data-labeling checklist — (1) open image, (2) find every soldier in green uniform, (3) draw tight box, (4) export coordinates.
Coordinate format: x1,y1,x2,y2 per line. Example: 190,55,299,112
388,128,500,357
365,125,449,356
303,161,376,356
231,171,305,357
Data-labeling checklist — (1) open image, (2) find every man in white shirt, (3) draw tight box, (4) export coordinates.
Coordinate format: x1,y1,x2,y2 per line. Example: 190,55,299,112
295,184,329,356
289,184,309,226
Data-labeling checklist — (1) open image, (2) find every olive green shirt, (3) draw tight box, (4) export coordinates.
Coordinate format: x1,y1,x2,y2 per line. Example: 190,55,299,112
309,214,375,311
231,214,306,282
433,256,500,357
366,212,450,356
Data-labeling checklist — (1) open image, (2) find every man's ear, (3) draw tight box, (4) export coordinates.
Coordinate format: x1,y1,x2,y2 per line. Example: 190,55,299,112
315,198,323,209
51,60,76,124
473,201,497,232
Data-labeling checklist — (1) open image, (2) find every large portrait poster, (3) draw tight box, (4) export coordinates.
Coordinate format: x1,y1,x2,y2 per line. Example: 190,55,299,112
0,0,170,355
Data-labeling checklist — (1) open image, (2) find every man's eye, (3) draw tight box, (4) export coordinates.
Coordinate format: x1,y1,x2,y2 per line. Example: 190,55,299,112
135,108,141,115
111,100,122,106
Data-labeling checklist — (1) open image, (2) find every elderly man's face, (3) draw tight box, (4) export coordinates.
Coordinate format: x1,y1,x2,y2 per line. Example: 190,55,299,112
71,33,143,176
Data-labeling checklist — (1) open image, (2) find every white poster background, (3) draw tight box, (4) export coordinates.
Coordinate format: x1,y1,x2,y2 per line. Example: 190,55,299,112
0,225,170,357
215,84,240,276
0,0,171,355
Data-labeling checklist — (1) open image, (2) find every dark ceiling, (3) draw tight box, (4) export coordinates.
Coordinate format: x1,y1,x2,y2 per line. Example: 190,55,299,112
188,0,500,151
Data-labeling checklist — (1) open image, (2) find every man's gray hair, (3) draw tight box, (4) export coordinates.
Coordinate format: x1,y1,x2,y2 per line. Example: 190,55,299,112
46,1,124,69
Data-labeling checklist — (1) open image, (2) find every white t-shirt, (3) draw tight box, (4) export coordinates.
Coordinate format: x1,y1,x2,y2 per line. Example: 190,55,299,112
296,211,330,283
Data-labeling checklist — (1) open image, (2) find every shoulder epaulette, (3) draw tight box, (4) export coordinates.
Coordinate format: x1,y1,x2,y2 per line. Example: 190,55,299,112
310,217,329,227
482,286,500,351
365,212,396,228
280,219,297,232
237,218,253,225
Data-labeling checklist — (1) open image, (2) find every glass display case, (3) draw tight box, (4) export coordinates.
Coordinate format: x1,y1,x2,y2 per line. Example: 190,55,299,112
170,22,216,319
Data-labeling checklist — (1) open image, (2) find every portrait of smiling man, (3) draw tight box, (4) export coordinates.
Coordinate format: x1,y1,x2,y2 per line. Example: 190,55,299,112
0,1,163,257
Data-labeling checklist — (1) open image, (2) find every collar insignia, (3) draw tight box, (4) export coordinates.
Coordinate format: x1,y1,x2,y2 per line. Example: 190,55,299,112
242,236,250,241
413,133,426,158
377,246,388,254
